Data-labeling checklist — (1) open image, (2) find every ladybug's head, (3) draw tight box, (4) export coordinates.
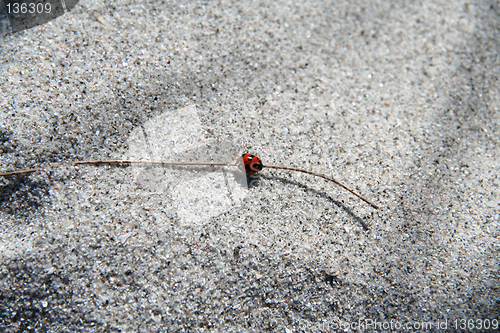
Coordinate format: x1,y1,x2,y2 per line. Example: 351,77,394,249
238,153,263,175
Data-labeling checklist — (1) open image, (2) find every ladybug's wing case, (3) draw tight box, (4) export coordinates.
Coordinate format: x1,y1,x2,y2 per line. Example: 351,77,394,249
237,154,263,175
252,157,263,173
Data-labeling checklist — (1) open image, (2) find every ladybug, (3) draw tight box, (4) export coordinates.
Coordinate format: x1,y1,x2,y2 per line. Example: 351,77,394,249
237,153,263,175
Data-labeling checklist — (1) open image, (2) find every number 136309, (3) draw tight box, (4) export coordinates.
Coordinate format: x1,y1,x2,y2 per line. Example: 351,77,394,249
6,2,52,14
451,319,498,330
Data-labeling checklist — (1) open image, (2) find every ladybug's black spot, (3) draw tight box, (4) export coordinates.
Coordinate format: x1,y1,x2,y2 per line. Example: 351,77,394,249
247,155,254,161
252,162,263,171
245,164,251,171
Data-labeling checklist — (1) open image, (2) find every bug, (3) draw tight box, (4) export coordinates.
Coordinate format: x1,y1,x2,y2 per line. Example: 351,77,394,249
0,154,379,209
237,153,263,175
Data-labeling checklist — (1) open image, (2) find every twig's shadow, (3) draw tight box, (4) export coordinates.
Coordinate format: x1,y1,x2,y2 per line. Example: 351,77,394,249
259,174,369,231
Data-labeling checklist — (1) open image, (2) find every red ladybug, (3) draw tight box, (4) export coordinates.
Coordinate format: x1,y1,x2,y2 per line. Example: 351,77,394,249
237,153,263,175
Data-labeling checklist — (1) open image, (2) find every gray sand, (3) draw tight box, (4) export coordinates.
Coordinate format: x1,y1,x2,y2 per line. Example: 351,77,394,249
0,0,499,331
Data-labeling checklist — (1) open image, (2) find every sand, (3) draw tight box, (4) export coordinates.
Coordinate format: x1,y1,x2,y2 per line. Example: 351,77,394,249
0,0,499,331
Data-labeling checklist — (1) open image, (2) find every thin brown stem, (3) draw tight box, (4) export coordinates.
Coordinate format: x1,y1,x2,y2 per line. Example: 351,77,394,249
0,160,233,177
0,159,379,209
263,164,379,209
